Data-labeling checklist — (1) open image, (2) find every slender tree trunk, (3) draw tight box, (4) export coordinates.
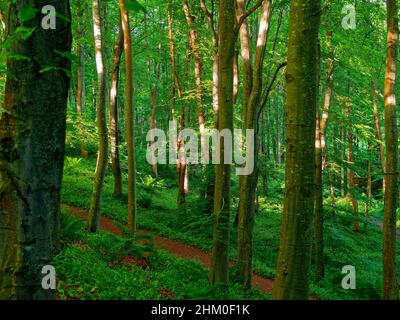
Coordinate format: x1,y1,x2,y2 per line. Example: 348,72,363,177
346,99,359,232
0,0,71,299
210,0,235,285
88,0,109,233
314,31,334,282
76,1,85,115
167,0,178,120
341,123,346,198
382,0,399,300
371,80,386,192
120,0,137,232
109,18,124,197
200,0,219,115
236,0,252,112
233,48,239,104
182,0,205,134
237,0,271,289
272,0,321,300
76,0,87,158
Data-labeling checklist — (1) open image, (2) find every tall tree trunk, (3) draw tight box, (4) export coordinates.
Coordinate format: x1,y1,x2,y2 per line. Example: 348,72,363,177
236,0,252,112
346,99,359,232
167,0,178,120
341,123,346,198
371,80,386,192
314,31,334,283
0,0,71,299
199,0,218,211
382,0,399,300
200,0,219,115
237,0,271,289
146,14,160,178
182,0,205,134
76,0,87,158
120,0,137,232
109,18,124,197
233,48,239,104
88,0,109,233
272,0,321,300
210,0,235,285
76,0,85,115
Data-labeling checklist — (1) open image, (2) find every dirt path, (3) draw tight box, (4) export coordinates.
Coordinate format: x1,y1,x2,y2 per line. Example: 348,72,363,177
65,205,275,293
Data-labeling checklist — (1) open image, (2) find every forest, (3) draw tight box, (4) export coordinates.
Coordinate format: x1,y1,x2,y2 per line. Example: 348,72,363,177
0,0,399,301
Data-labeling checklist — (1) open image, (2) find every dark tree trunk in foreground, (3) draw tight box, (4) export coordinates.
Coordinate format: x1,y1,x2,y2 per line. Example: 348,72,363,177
210,0,235,285
88,0,109,232
382,0,399,301
272,0,321,300
0,0,71,299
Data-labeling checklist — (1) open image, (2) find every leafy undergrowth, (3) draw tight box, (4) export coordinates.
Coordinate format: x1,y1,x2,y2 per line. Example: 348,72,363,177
55,210,268,300
61,156,400,300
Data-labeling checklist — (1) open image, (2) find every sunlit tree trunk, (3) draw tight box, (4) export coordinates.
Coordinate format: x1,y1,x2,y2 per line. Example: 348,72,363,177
314,31,334,282
371,80,386,192
75,0,87,158
120,0,137,232
210,0,235,285
0,0,71,299
233,48,239,104
88,0,109,233
236,0,252,111
76,0,85,115
237,0,271,289
109,18,124,197
382,0,399,300
272,0,321,300
182,0,205,134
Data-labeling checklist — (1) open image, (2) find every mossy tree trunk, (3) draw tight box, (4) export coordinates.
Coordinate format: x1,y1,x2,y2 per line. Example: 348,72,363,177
210,0,235,285
272,0,321,300
0,0,71,299
382,0,399,301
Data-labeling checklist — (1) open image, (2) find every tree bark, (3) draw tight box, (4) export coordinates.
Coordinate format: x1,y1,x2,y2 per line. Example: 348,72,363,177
314,31,334,283
210,0,235,285
371,80,386,192
109,18,124,197
0,0,71,299
382,0,399,300
346,98,359,232
237,0,271,289
272,0,321,300
76,0,85,115
120,0,137,232
88,0,109,233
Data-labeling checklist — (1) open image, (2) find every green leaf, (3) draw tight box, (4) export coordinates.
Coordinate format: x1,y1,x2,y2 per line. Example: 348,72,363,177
124,0,146,13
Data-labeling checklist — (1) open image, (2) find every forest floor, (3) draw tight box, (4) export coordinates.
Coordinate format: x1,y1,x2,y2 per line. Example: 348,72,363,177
56,156,400,300
66,205,275,293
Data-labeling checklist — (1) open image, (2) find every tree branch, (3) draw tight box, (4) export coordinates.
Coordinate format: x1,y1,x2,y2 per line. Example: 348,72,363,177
257,61,287,123
200,0,218,46
234,0,263,36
